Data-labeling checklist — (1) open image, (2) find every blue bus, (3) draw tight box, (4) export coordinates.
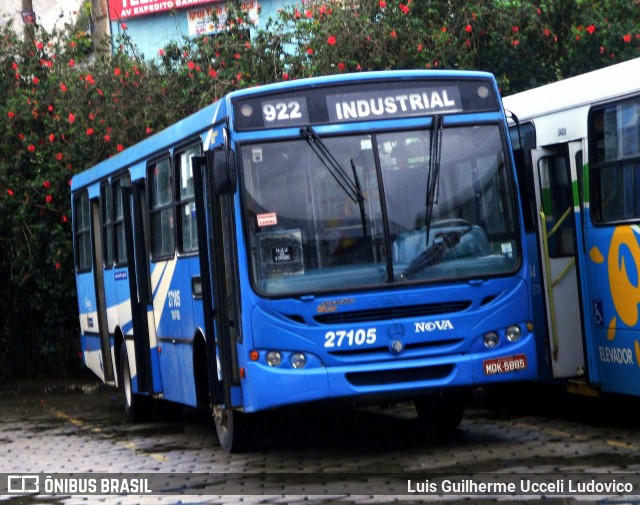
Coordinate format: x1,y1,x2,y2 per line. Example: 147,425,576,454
504,58,640,398
72,70,537,452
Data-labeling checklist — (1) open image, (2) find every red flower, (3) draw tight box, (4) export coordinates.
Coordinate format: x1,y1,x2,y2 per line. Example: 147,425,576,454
586,25,595,34
114,67,121,76
69,59,75,67
623,34,632,43
307,47,314,55
208,68,218,78
55,153,63,161
60,82,67,92
390,30,397,39
68,112,75,124
465,24,472,33
7,189,14,196
47,105,54,112
35,41,43,50
46,195,53,204
43,181,51,189
86,74,95,85
33,76,40,85
48,134,55,142
117,144,124,152
399,3,409,14
327,35,337,46
7,111,15,119
513,39,520,46
121,23,127,30
305,10,312,18
379,0,386,7
187,61,196,70
338,62,346,71
28,145,35,152
158,49,165,56
441,27,447,33
86,128,94,136
512,26,519,33
61,215,68,223
55,262,61,269
282,72,290,81
104,135,111,142
146,127,153,134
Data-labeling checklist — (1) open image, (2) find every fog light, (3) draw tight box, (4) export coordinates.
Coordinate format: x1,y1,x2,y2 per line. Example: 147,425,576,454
484,332,499,348
290,353,307,369
506,325,522,342
266,351,282,367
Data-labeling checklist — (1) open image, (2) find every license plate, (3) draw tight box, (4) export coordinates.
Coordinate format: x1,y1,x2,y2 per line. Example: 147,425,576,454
483,354,527,375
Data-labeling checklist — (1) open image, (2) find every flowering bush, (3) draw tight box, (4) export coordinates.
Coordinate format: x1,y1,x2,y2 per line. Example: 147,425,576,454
0,0,638,379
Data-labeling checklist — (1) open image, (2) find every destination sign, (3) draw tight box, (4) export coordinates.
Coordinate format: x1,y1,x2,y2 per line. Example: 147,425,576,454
327,87,462,122
233,78,499,131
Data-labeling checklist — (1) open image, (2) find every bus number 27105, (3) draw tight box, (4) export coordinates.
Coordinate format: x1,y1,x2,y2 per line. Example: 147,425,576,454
324,328,377,348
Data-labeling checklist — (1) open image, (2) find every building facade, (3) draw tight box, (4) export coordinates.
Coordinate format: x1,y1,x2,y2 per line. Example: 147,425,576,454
107,0,299,59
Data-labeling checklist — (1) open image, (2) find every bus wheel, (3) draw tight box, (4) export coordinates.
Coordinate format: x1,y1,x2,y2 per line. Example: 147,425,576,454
414,392,466,434
120,345,152,423
212,404,253,453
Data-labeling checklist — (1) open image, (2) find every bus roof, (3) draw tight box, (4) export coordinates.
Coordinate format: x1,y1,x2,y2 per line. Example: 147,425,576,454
71,69,497,192
502,57,640,121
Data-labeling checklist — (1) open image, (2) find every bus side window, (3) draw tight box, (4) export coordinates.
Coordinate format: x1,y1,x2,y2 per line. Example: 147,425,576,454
101,182,114,268
590,99,640,223
176,145,201,253
149,158,175,259
74,191,92,272
113,178,128,266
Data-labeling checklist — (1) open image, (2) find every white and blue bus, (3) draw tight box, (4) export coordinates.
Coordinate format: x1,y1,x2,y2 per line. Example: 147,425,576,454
504,58,640,398
72,70,537,452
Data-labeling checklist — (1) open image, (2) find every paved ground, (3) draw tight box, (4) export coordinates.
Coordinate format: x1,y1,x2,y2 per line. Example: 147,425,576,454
2,372,640,504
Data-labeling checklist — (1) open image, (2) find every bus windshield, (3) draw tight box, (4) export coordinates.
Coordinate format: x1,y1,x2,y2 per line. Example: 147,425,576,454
241,124,520,296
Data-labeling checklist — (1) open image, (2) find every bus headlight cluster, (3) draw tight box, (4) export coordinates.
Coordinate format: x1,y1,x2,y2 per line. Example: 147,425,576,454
505,325,522,342
483,324,525,348
266,351,282,367
260,350,308,369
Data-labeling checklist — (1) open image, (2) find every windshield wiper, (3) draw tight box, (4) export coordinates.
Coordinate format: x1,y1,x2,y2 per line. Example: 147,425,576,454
401,220,473,278
301,126,368,238
424,115,443,245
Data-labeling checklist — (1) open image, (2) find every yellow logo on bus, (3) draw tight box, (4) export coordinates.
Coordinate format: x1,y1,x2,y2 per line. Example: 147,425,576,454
590,226,640,366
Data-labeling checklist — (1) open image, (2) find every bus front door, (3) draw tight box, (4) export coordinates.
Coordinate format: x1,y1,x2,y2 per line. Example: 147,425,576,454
90,198,115,384
533,144,586,379
122,179,162,396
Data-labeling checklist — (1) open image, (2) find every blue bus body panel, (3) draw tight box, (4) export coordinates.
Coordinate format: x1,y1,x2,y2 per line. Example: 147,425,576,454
239,274,536,412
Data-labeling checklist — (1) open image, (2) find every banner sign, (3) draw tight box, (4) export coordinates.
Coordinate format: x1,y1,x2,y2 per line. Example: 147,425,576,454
109,0,221,21
186,1,258,35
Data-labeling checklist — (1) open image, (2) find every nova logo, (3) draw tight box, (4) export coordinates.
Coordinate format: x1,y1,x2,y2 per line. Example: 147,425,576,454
414,320,454,332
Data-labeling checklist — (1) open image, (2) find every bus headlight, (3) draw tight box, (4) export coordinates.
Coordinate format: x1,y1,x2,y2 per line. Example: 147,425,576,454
506,325,522,342
483,332,499,348
266,351,282,367
290,353,307,369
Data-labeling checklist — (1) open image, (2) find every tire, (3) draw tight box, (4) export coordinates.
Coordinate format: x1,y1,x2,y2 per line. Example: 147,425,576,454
414,391,466,434
212,404,254,453
120,344,153,423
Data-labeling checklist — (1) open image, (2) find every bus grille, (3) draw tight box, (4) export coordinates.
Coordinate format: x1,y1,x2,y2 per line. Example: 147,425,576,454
346,364,454,386
313,301,471,324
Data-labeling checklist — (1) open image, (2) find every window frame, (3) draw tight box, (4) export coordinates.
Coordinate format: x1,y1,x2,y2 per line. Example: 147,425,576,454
74,190,92,273
589,94,640,226
100,182,114,269
148,155,176,261
175,143,202,255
